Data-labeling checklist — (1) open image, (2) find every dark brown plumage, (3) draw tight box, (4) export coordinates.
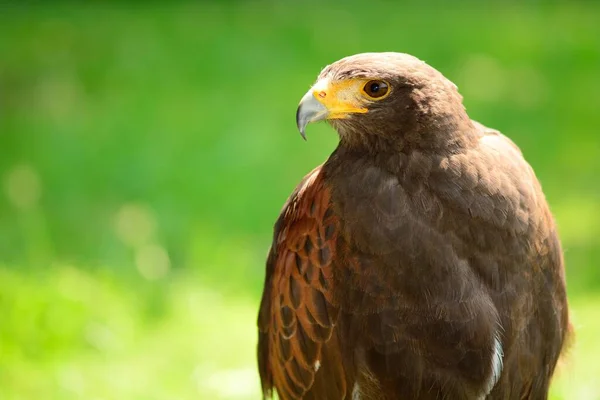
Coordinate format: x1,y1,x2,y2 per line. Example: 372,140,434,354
257,52,570,399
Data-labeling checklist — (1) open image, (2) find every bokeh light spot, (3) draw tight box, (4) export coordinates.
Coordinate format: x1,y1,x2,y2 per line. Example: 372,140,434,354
457,54,506,103
135,244,170,280
114,203,157,248
3,164,42,210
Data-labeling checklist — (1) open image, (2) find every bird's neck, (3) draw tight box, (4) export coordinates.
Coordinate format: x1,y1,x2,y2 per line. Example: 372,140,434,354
336,119,478,158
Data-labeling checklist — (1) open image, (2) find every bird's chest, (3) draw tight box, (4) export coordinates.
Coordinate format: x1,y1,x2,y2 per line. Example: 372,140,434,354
329,161,448,256
326,158,529,305
328,151,533,260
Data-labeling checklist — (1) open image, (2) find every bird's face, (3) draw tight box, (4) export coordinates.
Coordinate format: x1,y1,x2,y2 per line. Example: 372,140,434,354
296,53,419,140
296,52,465,149
296,75,392,139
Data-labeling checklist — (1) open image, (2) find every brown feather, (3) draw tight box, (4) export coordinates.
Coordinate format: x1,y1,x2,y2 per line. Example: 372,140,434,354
258,167,350,399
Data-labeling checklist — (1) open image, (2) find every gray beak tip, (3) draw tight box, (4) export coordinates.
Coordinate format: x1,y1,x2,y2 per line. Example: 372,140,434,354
295,88,329,140
296,106,307,140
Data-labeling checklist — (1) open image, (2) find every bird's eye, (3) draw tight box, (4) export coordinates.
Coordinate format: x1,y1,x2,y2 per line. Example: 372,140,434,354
362,80,390,99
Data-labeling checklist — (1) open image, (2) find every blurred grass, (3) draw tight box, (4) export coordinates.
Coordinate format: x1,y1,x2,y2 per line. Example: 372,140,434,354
0,264,260,399
0,1,599,399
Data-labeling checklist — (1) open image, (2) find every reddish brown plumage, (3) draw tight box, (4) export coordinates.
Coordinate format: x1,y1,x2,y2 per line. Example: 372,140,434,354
258,168,347,399
257,53,570,399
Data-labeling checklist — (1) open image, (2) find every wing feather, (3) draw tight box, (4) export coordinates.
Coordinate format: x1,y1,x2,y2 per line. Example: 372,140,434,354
257,167,346,400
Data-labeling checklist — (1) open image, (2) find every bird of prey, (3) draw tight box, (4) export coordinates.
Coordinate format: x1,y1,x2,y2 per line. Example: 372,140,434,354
257,52,570,400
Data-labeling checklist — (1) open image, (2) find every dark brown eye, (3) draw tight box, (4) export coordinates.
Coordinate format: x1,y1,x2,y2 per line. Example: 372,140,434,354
363,80,389,99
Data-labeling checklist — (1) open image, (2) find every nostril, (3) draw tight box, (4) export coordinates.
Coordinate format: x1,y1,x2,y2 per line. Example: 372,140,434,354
318,91,327,98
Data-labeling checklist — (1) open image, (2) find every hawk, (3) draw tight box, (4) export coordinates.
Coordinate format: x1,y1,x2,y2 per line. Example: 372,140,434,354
257,52,570,399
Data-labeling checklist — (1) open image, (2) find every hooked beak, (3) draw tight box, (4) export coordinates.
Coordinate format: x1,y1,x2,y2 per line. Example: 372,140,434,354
296,90,329,140
295,79,368,140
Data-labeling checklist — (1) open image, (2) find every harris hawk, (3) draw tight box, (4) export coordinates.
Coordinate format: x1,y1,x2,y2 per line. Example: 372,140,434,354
257,53,570,399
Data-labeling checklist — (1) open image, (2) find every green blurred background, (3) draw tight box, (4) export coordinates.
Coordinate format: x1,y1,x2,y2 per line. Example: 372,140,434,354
1,1,599,399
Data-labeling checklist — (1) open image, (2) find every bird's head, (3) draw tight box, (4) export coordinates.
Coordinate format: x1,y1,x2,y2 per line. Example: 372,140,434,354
296,52,473,151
